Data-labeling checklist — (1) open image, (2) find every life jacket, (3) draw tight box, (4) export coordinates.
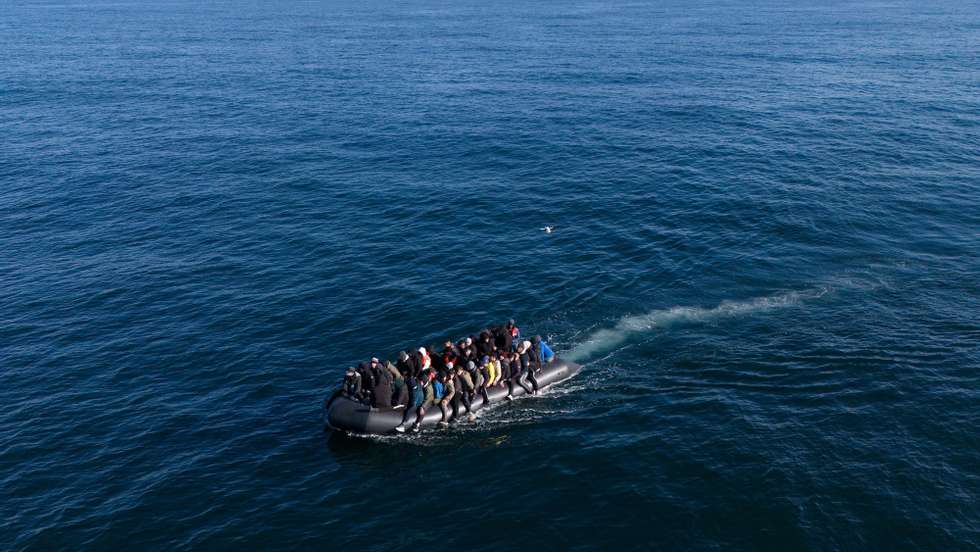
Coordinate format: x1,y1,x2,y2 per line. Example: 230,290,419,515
419,348,431,370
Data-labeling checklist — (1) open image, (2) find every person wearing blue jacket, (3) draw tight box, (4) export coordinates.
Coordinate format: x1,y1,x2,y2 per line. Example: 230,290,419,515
533,335,555,365
434,369,455,427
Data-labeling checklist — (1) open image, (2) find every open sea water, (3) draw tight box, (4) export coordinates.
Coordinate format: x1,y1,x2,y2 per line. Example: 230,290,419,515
2,0,979,549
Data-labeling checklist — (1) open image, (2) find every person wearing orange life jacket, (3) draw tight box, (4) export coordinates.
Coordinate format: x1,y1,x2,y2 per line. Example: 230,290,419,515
506,319,521,349
441,340,458,366
418,347,431,372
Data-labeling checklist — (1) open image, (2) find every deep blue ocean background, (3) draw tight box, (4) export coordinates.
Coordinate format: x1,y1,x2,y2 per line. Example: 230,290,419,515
2,0,979,549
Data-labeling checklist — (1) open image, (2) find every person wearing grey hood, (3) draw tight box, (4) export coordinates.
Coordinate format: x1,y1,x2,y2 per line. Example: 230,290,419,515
464,360,487,414
324,367,361,411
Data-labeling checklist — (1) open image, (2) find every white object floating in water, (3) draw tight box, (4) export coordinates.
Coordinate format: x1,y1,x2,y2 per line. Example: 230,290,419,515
541,226,555,233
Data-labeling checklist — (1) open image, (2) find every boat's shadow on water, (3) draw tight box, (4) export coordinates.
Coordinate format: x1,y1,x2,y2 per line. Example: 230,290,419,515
321,418,519,468
322,426,475,472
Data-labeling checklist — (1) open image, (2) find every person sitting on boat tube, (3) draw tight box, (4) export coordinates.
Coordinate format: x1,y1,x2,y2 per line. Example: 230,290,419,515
492,352,507,388
533,335,555,365
452,363,476,422
413,372,434,433
483,355,499,388
324,367,363,410
506,350,535,398
355,362,376,404
472,359,491,405
516,341,538,394
497,352,512,396
435,368,455,427
396,372,433,433
344,367,362,399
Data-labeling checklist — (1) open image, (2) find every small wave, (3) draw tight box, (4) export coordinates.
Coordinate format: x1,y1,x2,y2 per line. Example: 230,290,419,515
565,287,832,362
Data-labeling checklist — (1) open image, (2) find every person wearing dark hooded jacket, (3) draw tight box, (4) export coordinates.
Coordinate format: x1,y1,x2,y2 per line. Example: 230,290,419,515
516,340,538,394
501,352,528,399
356,362,376,404
493,324,513,354
508,350,534,396
406,351,423,379
459,346,476,370
474,357,492,405
371,366,392,409
396,351,414,379
528,338,544,372
476,331,495,358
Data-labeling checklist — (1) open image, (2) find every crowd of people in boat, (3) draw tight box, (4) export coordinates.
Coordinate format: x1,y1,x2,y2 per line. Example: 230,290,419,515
327,320,556,433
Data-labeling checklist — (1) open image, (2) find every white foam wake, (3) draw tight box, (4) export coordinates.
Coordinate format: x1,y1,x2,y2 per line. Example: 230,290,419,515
564,287,830,362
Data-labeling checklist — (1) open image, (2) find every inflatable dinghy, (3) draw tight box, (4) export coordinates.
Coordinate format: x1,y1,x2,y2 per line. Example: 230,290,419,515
326,359,582,435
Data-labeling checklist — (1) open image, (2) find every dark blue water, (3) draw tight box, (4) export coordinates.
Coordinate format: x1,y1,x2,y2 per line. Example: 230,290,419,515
3,0,979,549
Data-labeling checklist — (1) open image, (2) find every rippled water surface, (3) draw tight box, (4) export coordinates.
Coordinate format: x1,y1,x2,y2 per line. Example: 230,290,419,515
2,0,979,549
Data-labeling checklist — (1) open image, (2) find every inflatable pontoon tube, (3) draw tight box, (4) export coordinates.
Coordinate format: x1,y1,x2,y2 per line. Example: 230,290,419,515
326,359,582,435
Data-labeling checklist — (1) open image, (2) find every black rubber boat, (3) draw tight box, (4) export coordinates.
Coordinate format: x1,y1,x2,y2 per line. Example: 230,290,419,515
326,359,582,435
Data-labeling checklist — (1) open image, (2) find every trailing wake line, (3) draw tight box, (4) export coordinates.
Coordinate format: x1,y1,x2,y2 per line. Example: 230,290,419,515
564,287,831,362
